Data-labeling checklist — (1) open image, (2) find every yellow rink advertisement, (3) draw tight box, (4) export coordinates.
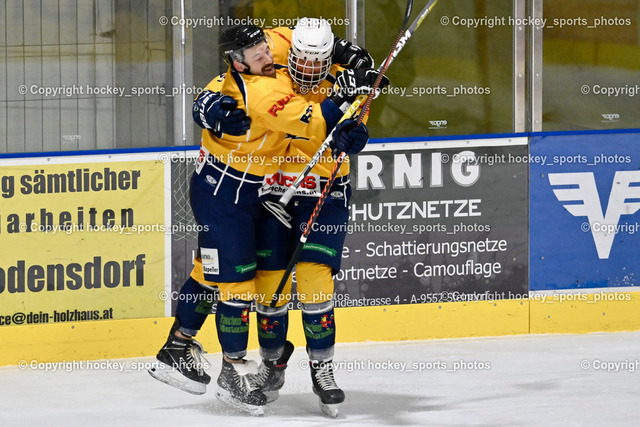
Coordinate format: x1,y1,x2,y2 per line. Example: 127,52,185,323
0,154,167,326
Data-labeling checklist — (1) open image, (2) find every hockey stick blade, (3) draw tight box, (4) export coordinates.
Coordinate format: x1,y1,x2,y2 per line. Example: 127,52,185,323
262,199,293,229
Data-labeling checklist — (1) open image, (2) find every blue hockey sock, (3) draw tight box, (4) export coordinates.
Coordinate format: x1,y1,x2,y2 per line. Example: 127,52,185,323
175,277,216,336
301,301,335,361
216,299,252,359
256,304,289,360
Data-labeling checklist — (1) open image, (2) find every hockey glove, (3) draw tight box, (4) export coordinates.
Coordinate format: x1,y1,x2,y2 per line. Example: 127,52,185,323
193,90,251,137
330,69,390,111
330,119,369,158
332,38,374,69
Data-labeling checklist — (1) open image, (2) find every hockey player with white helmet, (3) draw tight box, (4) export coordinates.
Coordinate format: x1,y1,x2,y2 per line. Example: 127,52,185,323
148,21,383,417
250,18,388,418
287,17,334,93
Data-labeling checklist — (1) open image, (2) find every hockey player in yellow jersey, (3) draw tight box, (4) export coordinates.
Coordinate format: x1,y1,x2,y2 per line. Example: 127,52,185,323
246,19,387,417
148,22,382,416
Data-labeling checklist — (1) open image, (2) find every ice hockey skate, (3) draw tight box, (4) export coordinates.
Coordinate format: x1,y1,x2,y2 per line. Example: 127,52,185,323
215,358,267,416
253,341,295,402
310,360,345,417
148,332,211,395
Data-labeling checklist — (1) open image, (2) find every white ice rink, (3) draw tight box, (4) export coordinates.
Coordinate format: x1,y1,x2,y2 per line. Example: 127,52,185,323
2,331,639,426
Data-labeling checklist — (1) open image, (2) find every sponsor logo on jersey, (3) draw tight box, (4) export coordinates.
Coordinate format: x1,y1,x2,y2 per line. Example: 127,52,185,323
200,248,220,275
196,145,210,174
262,170,321,196
205,175,217,186
268,93,295,117
300,105,313,124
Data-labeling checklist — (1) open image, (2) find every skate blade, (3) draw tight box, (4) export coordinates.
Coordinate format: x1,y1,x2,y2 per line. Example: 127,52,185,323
215,387,265,416
148,362,206,395
319,401,340,418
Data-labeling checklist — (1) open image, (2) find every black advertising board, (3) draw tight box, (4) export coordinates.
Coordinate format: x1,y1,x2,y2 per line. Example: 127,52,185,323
334,137,529,307
169,136,529,313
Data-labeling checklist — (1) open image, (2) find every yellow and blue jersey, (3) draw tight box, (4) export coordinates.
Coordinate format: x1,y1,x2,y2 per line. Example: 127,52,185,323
199,65,330,179
197,26,367,200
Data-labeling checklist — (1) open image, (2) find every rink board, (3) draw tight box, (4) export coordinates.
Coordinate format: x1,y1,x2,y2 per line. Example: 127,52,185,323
527,129,640,334
2,300,528,365
1,132,640,366
0,152,170,323
529,131,640,290
529,289,640,334
3,291,640,365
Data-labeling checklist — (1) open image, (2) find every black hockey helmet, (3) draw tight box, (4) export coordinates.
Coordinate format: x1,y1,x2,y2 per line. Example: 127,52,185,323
219,25,267,66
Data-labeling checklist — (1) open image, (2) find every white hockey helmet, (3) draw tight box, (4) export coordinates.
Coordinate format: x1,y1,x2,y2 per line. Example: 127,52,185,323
288,18,333,93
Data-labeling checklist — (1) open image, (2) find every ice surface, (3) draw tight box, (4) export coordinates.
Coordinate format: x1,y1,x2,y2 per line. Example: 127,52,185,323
1,331,639,426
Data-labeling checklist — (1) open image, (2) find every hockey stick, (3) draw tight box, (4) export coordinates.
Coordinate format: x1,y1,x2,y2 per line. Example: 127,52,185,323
356,0,440,123
270,0,440,307
261,1,414,227
261,90,369,228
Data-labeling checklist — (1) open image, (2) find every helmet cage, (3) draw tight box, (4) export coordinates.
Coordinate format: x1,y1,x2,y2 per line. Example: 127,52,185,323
288,18,333,93
288,51,331,93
